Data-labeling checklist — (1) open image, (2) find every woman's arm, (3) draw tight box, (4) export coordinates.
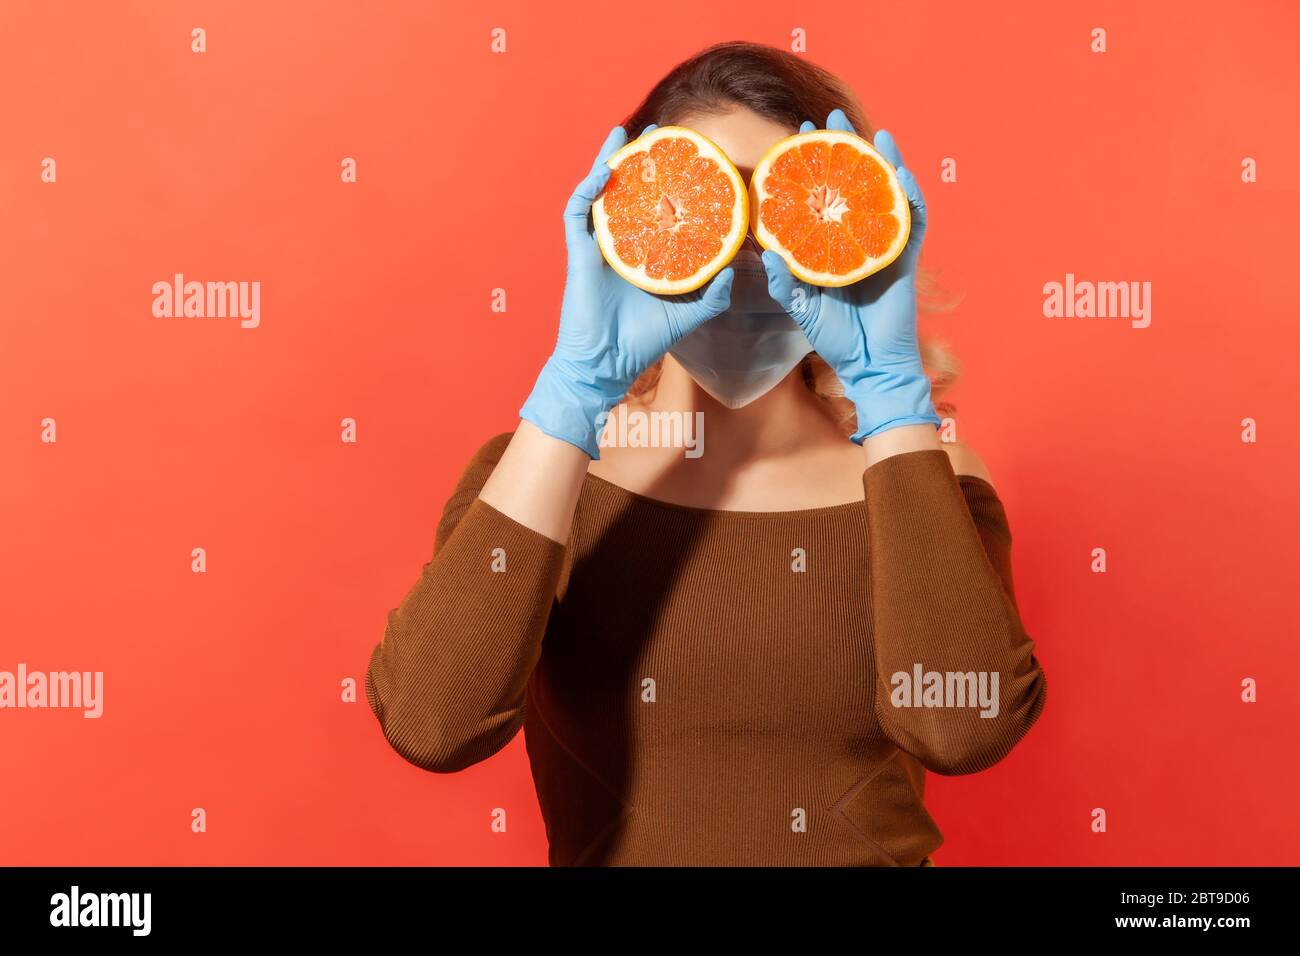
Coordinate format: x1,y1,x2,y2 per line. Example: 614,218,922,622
759,111,1045,773
862,441,1047,775
364,432,569,773
365,420,596,772
479,421,591,544
366,122,738,773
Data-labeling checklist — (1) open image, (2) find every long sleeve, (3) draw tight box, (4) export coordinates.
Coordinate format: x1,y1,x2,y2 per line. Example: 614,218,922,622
364,432,565,773
865,448,1047,775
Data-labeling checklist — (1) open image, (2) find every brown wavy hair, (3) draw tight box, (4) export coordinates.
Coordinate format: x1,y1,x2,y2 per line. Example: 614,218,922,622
619,41,960,431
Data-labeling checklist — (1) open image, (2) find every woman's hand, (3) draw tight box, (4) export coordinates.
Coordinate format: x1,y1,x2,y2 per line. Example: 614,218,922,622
519,124,736,459
760,109,940,443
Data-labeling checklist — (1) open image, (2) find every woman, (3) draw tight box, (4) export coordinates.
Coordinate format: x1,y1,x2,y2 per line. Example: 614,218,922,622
365,41,1047,866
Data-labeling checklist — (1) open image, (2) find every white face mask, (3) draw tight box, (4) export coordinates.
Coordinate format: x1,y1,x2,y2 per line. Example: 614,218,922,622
668,246,814,409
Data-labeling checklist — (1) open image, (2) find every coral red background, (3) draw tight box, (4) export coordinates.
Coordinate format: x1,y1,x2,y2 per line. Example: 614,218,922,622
2,0,1297,865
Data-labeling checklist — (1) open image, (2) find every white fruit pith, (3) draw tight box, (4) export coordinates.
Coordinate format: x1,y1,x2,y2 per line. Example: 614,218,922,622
592,126,749,295
751,130,911,288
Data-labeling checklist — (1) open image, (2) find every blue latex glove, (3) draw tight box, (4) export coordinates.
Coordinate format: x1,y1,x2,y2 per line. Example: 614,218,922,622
761,109,940,442
519,124,736,458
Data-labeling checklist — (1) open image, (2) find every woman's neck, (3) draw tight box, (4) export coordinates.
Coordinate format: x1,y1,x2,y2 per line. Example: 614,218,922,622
587,355,866,512
640,354,843,462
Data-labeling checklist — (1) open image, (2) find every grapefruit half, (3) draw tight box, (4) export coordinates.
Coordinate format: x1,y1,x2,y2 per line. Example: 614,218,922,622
593,126,748,295
750,130,911,287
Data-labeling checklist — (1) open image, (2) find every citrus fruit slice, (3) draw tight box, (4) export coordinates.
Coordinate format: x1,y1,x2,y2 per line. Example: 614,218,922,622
593,126,748,295
750,130,911,287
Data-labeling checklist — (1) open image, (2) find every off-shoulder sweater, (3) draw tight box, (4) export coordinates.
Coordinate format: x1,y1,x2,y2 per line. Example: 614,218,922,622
365,432,1047,866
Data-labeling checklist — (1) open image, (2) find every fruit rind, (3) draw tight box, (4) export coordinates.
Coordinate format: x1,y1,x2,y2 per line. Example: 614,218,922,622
750,129,911,288
592,125,750,296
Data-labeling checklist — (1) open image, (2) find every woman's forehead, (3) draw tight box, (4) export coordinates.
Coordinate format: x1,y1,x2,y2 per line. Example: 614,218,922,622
675,106,796,177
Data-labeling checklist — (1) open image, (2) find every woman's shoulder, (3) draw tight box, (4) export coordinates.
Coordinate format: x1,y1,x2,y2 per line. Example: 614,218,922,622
440,431,516,501
469,430,515,468
940,439,995,486
432,431,517,549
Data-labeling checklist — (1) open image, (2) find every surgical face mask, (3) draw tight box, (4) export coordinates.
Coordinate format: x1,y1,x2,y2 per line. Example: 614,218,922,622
668,246,814,409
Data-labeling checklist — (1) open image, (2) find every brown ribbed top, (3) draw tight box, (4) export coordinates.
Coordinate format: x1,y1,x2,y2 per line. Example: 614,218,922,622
365,432,1047,866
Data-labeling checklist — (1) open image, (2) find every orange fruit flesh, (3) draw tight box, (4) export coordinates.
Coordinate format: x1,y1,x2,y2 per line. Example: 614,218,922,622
600,137,739,284
758,140,903,278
